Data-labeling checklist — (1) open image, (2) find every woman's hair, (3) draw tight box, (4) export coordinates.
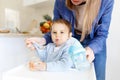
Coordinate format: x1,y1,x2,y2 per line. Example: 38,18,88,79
51,19,72,33
66,0,101,41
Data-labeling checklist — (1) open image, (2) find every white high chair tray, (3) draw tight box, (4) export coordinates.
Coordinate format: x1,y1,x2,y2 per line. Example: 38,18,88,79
2,64,96,80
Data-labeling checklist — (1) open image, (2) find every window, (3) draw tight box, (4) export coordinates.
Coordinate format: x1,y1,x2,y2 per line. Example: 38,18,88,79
5,8,20,32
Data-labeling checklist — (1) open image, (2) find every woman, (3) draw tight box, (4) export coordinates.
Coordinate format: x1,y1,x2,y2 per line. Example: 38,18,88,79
43,0,114,80
26,0,114,80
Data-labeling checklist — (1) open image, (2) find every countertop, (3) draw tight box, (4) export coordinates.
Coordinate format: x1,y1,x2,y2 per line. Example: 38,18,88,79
0,33,44,37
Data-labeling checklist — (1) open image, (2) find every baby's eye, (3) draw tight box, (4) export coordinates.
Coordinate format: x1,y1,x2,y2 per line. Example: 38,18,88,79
52,32,56,34
61,32,64,34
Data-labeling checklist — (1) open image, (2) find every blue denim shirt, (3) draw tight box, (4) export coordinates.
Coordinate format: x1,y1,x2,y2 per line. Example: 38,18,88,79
44,0,114,55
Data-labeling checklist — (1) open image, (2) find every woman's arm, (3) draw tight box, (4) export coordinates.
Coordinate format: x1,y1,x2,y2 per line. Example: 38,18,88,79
88,0,114,54
43,0,61,44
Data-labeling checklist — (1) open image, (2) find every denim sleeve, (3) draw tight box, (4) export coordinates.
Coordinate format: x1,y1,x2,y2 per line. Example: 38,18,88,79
43,0,61,44
53,0,61,20
43,32,52,45
88,0,114,54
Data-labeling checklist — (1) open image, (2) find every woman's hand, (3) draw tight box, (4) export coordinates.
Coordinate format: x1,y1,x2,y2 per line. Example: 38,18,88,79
85,47,95,63
25,37,46,50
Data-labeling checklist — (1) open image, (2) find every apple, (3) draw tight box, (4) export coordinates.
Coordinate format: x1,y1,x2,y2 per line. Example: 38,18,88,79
43,22,50,29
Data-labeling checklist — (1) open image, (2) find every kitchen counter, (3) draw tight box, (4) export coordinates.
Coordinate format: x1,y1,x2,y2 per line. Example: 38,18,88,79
0,33,44,37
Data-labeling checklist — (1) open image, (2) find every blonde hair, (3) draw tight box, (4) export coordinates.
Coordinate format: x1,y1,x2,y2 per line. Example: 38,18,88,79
66,0,101,41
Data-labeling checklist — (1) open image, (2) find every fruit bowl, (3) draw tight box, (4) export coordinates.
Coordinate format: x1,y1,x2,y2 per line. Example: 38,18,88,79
40,15,52,34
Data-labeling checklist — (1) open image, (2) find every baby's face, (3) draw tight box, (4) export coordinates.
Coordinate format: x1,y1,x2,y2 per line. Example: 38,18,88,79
51,23,71,46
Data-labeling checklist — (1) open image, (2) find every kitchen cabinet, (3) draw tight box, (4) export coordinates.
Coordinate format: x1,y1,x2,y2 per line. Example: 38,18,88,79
23,0,47,6
23,0,54,8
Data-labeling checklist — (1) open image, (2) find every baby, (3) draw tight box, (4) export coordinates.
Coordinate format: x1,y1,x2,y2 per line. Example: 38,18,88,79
26,19,89,71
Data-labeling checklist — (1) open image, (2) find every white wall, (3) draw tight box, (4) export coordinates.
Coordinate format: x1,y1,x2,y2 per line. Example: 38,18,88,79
106,0,120,80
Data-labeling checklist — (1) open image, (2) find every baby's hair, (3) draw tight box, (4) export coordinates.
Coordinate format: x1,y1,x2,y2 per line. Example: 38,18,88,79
51,19,72,33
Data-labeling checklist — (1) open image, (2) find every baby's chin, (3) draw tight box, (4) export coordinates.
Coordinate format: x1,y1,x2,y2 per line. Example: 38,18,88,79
55,43,62,47
55,44,61,47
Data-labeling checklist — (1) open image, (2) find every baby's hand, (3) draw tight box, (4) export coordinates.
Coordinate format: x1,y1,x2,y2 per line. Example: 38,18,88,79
29,61,46,71
25,37,46,50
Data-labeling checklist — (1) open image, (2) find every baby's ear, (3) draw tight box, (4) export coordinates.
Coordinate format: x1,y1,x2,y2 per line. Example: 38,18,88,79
69,32,72,38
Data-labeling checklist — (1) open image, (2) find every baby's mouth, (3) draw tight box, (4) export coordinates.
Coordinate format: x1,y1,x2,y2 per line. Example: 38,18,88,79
55,38,60,42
